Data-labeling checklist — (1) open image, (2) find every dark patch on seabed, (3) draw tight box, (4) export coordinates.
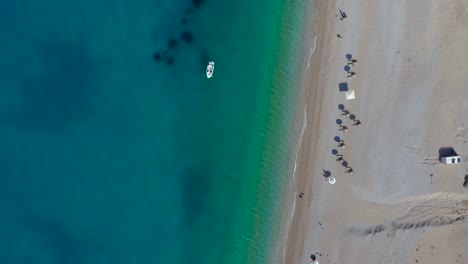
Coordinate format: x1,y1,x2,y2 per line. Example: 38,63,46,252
181,166,213,223
152,0,204,66
1,39,104,131
4,216,84,264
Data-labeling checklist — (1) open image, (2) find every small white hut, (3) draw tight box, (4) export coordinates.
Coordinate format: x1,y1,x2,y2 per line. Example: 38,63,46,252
441,156,461,164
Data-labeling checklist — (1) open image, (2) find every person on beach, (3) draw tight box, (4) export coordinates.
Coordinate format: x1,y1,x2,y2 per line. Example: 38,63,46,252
339,9,347,20
322,170,331,177
337,34,343,40
310,254,319,264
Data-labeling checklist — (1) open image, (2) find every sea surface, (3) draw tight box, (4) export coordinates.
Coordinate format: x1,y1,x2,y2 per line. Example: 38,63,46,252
0,0,308,263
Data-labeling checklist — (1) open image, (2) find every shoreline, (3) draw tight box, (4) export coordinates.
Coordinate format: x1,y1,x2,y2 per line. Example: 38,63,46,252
282,0,333,263
267,0,323,261
270,0,321,260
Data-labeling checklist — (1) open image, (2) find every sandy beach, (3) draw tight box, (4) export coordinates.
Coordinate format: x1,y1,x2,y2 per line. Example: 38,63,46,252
284,0,468,263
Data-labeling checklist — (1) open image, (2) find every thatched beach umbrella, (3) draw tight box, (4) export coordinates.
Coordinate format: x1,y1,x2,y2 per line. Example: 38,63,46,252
353,120,361,127
339,125,348,133
336,154,344,163
341,109,350,118
347,59,358,66
337,140,346,148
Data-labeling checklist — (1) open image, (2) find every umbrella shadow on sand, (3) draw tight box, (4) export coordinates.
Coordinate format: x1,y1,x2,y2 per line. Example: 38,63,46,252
322,170,331,178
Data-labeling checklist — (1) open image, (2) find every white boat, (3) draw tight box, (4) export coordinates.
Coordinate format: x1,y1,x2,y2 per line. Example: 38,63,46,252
206,61,215,78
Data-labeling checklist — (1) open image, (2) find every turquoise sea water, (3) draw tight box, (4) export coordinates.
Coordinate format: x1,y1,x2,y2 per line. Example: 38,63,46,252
0,0,307,263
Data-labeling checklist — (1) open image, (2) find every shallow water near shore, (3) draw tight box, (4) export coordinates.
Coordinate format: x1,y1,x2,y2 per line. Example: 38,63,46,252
0,0,308,263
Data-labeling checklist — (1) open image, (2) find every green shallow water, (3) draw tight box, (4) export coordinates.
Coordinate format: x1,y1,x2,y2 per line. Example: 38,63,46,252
0,0,309,263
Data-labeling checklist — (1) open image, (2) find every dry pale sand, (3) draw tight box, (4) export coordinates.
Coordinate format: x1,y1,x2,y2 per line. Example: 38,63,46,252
284,0,468,263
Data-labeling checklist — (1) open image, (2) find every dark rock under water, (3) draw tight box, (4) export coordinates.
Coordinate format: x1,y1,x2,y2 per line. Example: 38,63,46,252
166,56,174,65
180,31,194,44
153,52,162,61
168,39,178,49
192,0,204,8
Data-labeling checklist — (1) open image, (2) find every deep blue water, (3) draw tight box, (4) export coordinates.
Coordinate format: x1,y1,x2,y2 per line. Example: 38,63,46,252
0,0,302,263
